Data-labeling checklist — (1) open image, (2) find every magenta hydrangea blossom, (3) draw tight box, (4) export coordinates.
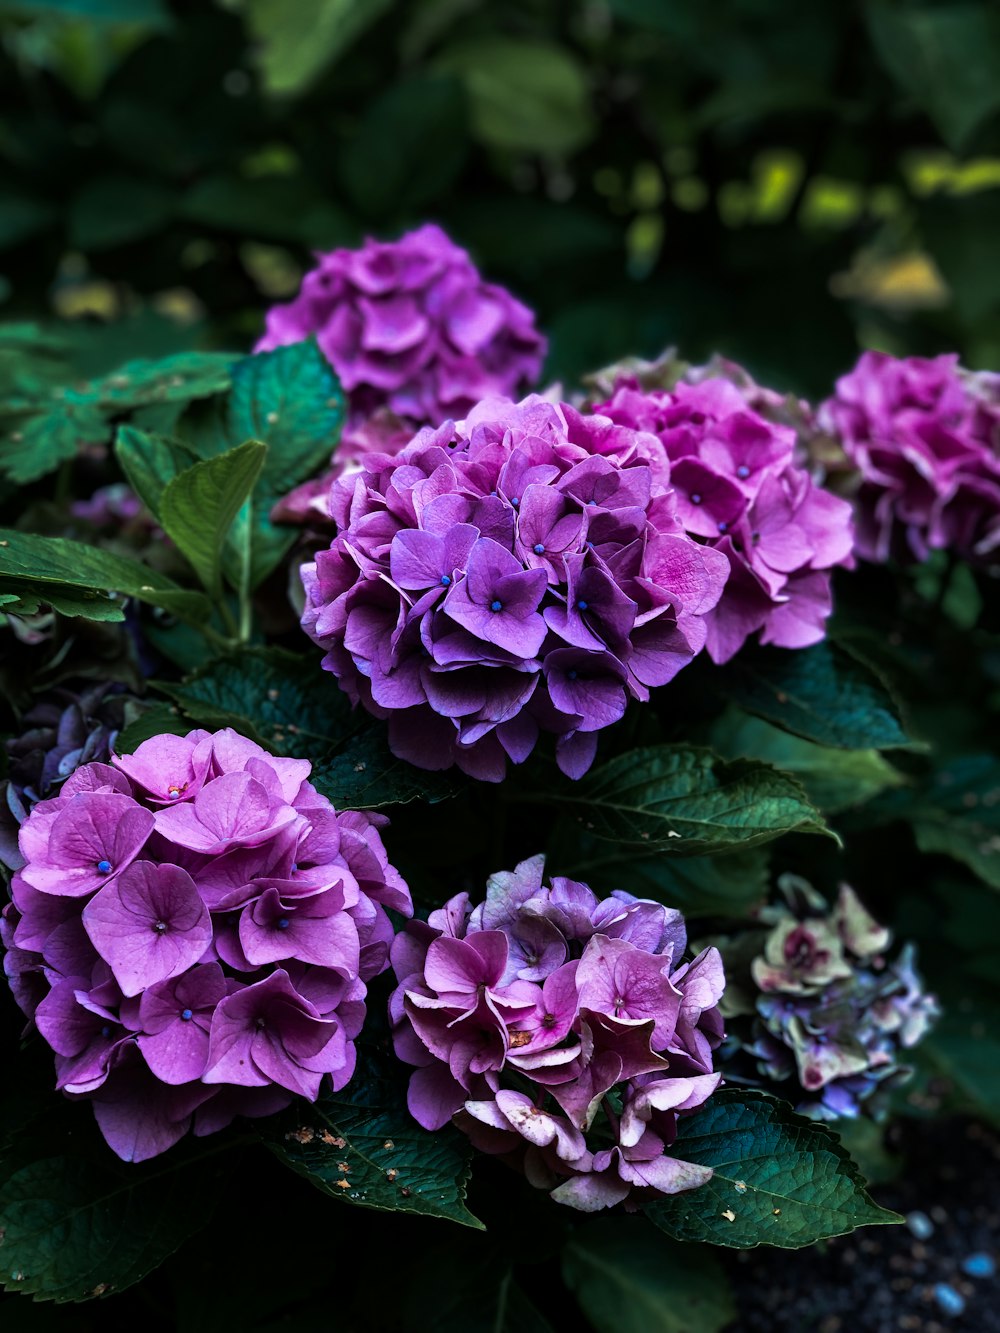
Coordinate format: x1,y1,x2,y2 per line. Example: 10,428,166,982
257,224,546,526
594,377,855,662
389,856,725,1211
301,394,729,781
0,728,411,1161
818,350,1000,563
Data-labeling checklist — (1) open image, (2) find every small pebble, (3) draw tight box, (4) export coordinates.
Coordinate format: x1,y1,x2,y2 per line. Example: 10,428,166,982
906,1210,935,1240
932,1283,966,1317
962,1252,996,1278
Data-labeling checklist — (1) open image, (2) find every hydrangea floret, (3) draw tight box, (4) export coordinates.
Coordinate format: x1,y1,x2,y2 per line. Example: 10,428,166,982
819,350,1000,564
300,394,730,781
389,855,726,1211
0,727,411,1161
720,876,938,1119
593,376,855,661
258,224,546,525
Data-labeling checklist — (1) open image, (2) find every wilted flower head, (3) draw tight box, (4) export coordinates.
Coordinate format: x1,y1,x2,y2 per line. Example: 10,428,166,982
720,876,938,1119
258,224,546,525
1,727,411,1161
819,350,1000,563
389,855,725,1211
593,377,854,662
300,394,729,781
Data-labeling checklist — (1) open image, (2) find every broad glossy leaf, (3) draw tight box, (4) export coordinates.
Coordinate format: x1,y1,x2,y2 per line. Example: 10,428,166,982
719,641,914,751
310,730,464,811
542,745,830,854
1,407,107,484
562,1216,735,1333
645,1091,900,1248
69,175,173,252
246,0,393,94
114,704,191,754
262,1053,483,1230
159,440,267,597
114,425,195,517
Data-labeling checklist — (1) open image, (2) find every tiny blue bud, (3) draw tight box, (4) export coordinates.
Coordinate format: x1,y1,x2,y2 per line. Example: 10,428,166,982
533,544,545,555
291,863,298,873
906,1211,934,1240
97,859,112,874
718,521,728,534
736,465,750,479
490,599,503,612
962,1253,996,1278
277,917,290,930
100,1026,112,1039
510,496,519,507
440,574,451,587
690,493,702,505
567,670,578,680
933,1284,965,1317
577,600,589,611
180,1008,194,1022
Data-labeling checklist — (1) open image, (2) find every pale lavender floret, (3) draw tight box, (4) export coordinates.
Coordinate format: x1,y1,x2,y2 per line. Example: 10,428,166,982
259,224,546,526
596,378,855,663
301,394,729,781
0,727,412,1161
818,350,1000,564
389,855,725,1212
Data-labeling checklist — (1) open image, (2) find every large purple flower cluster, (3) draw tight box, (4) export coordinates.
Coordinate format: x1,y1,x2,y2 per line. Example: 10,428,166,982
301,395,729,781
258,223,545,515
389,856,725,1211
0,728,411,1161
819,350,1000,563
594,377,855,662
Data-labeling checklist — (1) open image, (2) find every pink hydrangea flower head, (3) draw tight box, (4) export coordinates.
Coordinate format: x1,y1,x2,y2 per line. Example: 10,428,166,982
594,377,855,662
301,394,729,781
389,855,725,1211
1,727,411,1161
818,350,1000,563
258,224,547,524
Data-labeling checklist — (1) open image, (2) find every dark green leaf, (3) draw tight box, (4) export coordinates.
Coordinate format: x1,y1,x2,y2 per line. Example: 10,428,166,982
0,529,210,622
114,704,191,754
401,1259,555,1333
719,641,914,751
1,0,169,18
69,175,173,252
309,729,464,811
562,1216,735,1333
261,1049,483,1230
159,440,267,598
536,745,831,855
246,0,394,95
645,1090,901,1249
0,187,56,251
1,407,107,484
114,425,195,517
0,578,127,622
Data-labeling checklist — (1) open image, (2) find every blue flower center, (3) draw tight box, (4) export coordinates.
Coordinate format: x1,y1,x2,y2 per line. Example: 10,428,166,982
736,465,750,479
576,600,588,612
510,496,520,507
440,574,451,587
690,493,702,505
291,863,298,873
490,599,503,613
96,859,112,874
567,670,578,680
100,1025,112,1039
718,521,728,533
152,921,168,934
751,531,761,545
277,917,290,930
533,544,545,555
180,1008,193,1022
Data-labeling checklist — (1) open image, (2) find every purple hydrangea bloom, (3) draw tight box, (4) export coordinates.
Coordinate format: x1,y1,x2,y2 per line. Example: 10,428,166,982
818,350,1000,563
720,876,939,1119
594,377,855,662
258,224,546,525
389,856,725,1211
1,727,411,1161
301,395,729,781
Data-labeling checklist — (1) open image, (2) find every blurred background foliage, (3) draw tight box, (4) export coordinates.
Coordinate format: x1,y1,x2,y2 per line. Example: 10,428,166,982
2,0,1000,395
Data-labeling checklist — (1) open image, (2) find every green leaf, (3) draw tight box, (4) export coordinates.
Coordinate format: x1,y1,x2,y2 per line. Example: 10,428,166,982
1,0,169,19
1,407,107,484
437,38,595,153
159,440,267,598
114,703,191,754
309,730,464,811
246,0,393,95
0,578,127,622
538,745,831,855
261,1048,483,1229
866,1,1000,150
562,1216,735,1333
114,425,194,517
645,1091,901,1249
712,713,905,815
69,174,174,251
400,1258,555,1333
0,186,56,251
79,351,237,411
913,989,1000,1128
0,529,210,622
719,641,914,751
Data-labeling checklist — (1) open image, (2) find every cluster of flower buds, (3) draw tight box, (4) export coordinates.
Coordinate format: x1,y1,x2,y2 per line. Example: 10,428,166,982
1,728,411,1160
719,876,938,1118
301,394,729,781
389,856,725,1210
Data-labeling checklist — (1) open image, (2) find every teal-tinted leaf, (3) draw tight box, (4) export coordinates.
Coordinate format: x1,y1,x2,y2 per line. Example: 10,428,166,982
1,407,107,484
437,38,595,153
69,175,173,252
309,729,464,811
645,1090,901,1249
0,529,210,622
159,440,267,598
246,0,394,95
538,745,831,855
719,641,914,751
80,351,237,411
114,704,191,755
0,579,126,622
713,713,905,815
866,0,1000,150
562,1216,735,1333
114,425,195,517
181,174,354,248
0,0,169,18
0,186,56,251
261,1049,483,1229
913,988,1000,1128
